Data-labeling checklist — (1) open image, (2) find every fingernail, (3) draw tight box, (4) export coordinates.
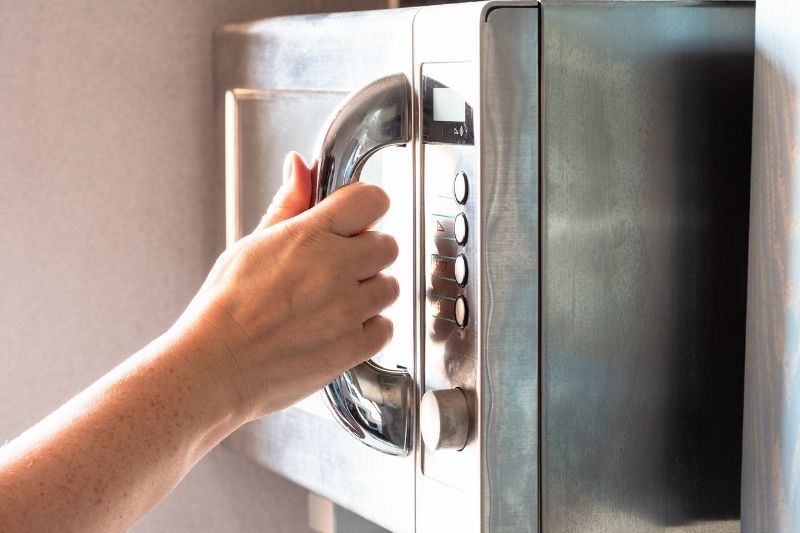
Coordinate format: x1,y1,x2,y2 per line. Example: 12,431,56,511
282,153,294,185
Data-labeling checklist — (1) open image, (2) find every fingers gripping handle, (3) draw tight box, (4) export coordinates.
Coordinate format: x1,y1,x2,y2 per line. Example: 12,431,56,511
313,74,414,456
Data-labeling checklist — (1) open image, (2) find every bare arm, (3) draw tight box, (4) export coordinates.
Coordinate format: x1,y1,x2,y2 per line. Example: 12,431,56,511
0,152,399,532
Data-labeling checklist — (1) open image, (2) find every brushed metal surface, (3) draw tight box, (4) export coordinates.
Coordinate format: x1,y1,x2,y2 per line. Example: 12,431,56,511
420,141,482,492
413,4,539,532
214,9,418,532
480,5,540,532
413,6,484,532
540,2,754,532
741,0,800,531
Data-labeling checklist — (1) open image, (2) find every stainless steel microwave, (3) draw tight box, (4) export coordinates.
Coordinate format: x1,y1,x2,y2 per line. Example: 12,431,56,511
214,2,755,531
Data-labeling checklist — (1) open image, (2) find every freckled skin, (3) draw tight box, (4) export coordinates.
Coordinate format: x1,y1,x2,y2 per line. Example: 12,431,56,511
0,152,399,532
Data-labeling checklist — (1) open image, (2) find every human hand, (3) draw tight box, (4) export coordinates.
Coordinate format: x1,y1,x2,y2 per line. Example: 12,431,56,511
171,152,400,422
0,152,400,533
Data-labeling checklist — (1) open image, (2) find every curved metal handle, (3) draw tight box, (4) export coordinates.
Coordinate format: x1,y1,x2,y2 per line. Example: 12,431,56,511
313,73,413,456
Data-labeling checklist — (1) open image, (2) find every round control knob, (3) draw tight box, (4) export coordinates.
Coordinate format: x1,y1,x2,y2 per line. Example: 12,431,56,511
420,388,469,451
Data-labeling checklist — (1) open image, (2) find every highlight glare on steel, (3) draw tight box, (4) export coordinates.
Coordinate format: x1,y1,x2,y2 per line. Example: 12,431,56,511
313,73,414,456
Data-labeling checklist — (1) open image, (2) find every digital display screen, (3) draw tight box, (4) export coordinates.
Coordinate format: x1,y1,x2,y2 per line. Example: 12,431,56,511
433,88,466,122
422,63,474,145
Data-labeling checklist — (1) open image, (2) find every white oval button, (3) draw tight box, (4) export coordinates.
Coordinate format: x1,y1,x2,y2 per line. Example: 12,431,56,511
454,254,468,287
454,213,468,245
454,171,468,204
455,295,468,328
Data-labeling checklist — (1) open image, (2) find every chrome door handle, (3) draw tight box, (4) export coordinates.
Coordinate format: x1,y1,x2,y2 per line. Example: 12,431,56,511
313,73,413,456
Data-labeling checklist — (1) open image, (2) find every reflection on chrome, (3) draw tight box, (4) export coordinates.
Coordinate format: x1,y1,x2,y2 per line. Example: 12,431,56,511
314,73,413,456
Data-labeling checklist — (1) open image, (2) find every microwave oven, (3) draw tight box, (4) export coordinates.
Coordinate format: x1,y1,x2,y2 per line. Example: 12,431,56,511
214,2,755,531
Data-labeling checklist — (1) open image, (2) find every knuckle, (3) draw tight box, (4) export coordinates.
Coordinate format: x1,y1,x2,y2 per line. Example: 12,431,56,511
382,318,394,343
346,317,392,364
385,275,401,303
344,298,361,322
372,281,389,309
337,286,362,320
367,317,393,352
355,332,376,358
363,275,398,312
224,236,260,274
381,233,399,263
365,232,398,268
308,207,338,234
323,306,354,346
285,218,331,252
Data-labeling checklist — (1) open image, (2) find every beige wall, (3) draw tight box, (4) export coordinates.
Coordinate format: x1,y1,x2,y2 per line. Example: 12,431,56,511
742,0,800,531
0,1,381,531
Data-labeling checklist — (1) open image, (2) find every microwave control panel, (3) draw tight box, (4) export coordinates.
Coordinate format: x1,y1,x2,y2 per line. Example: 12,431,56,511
420,61,479,489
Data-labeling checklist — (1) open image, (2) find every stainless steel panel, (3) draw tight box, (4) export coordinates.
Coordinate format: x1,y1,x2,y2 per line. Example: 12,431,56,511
413,6,484,531
214,9,419,532
413,3,539,532
541,3,754,532
742,0,800,531
480,5,540,532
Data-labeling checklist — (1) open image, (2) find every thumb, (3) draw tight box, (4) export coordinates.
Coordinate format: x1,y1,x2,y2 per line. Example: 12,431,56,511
256,152,313,231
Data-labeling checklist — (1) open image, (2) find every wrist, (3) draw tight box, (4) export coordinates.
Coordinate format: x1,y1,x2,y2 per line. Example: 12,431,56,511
139,323,249,455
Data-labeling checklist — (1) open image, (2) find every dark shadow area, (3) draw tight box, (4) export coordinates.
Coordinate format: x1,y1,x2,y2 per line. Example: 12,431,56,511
664,44,754,522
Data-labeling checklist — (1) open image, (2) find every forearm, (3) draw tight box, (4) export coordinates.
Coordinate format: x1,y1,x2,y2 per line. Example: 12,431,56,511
0,328,242,532
0,157,398,530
